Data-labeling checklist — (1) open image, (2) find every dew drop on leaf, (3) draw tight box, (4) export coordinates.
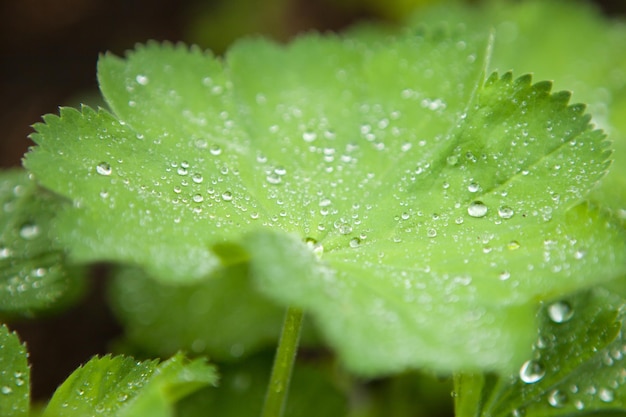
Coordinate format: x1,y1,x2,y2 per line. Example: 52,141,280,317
468,201,488,218
222,191,233,201
209,145,222,156
193,194,204,203
519,359,545,383
135,74,149,85
598,387,614,403
507,240,521,250
192,173,203,184
467,182,480,192
96,162,112,176
427,228,437,238
498,206,515,219
547,389,567,408
0,247,13,259
19,223,40,240
349,237,361,248
1,386,12,394
547,301,574,323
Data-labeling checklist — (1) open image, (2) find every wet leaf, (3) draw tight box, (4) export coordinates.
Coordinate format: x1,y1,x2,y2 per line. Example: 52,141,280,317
0,325,29,417
0,170,85,317
455,285,626,417
42,353,217,417
23,26,626,374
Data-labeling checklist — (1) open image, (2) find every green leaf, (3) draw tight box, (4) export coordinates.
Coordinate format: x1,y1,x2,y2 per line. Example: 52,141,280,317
0,169,85,317
0,325,29,417
23,26,626,375
107,265,285,361
42,353,217,417
455,286,626,417
409,0,626,215
176,352,347,417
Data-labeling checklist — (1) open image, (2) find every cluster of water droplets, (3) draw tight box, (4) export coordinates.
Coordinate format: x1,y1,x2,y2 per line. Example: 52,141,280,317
509,296,626,415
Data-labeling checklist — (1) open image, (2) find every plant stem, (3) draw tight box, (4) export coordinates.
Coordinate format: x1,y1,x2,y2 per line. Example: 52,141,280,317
261,306,304,417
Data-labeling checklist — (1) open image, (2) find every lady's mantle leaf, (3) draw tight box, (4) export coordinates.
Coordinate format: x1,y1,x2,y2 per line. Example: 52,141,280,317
42,353,217,417
0,170,85,317
23,28,626,374
0,325,29,417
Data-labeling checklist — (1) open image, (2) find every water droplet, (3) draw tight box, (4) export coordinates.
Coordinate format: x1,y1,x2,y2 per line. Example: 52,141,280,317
427,228,437,238
135,74,149,85
222,191,233,201
599,388,614,403
468,201,488,218
468,182,480,192
547,301,574,323
1,386,12,394
193,194,204,203
192,173,203,184
0,247,13,259
349,237,361,248
548,389,567,408
446,155,459,166
210,145,222,156
507,240,521,250
20,223,40,240
498,206,515,219
499,271,511,281
519,359,545,383
266,172,282,185
302,131,317,142
96,162,112,176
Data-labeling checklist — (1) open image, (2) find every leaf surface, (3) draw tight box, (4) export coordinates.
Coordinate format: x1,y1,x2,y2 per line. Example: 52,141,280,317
42,353,216,417
24,28,626,374
456,285,626,417
0,170,85,316
0,325,29,417
107,265,285,360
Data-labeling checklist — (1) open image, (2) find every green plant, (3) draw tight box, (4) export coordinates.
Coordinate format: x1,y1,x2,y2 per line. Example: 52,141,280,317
2,0,626,416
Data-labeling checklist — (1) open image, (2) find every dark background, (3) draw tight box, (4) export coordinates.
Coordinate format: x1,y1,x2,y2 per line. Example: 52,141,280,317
1,0,625,403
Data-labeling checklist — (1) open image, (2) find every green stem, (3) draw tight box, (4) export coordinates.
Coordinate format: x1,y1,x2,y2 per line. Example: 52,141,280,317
261,306,304,417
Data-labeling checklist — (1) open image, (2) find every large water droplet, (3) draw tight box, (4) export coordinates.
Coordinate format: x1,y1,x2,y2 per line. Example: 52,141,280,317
547,301,574,323
222,191,233,201
1,386,12,394
519,359,545,383
96,162,112,176
468,201,488,218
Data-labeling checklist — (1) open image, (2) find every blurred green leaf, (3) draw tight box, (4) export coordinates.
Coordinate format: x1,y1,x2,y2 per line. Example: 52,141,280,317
176,352,347,417
107,265,285,361
0,170,85,317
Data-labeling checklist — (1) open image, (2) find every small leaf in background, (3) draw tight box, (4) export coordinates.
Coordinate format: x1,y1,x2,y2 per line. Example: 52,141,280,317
454,285,626,417
0,325,30,417
107,265,286,361
23,15,626,375
0,170,85,317
176,352,347,417
42,353,217,417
